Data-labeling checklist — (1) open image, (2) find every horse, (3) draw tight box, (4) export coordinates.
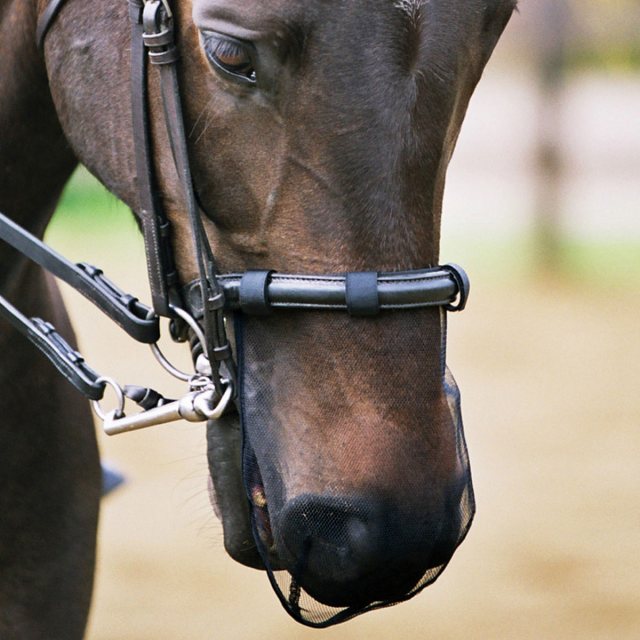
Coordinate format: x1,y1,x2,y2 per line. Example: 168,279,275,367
0,0,516,636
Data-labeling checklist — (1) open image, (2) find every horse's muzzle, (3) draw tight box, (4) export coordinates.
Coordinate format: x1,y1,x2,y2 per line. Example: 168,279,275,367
232,310,475,626
275,492,462,608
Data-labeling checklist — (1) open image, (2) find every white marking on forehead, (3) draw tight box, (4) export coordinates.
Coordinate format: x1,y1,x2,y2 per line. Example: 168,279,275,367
394,0,426,22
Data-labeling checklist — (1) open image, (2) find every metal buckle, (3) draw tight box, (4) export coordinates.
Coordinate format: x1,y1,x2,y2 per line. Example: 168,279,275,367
101,381,233,436
142,0,174,46
90,303,234,436
142,0,172,24
91,371,234,436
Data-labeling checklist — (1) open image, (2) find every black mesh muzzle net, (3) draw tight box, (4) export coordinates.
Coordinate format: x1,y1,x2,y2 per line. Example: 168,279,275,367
229,304,474,627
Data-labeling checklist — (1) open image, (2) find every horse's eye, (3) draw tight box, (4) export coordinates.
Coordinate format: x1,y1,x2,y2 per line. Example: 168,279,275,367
202,33,257,85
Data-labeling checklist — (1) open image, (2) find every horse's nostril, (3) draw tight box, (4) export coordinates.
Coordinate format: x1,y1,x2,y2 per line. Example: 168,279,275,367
278,494,381,585
275,492,464,608
346,517,377,561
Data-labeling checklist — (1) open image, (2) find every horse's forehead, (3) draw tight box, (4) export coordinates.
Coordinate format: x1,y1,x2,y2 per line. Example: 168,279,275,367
394,0,426,20
191,0,515,67
191,0,503,30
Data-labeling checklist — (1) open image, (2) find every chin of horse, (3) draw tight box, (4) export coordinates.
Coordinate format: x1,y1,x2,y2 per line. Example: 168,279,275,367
212,459,465,608
208,401,467,610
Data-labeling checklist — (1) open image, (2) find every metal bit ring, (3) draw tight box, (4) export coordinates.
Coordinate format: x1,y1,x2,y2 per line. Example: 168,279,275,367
169,305,207,352
92,376,126,421
149,305,208,382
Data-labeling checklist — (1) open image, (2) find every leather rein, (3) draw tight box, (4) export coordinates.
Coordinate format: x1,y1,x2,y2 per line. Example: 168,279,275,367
0,0,470,436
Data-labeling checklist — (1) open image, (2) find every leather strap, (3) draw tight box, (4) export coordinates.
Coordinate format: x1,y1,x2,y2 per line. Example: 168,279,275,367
345,272,380,317
183,265,469,316
19,0,473,406
38,0,178,316
0,211,159,343
442,263,470,312
0,295,104,400
129,0,178,317
36,0,67,49
141,0,234,390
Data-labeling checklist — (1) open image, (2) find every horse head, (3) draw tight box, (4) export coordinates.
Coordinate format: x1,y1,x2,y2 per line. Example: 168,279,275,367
41,0,515,624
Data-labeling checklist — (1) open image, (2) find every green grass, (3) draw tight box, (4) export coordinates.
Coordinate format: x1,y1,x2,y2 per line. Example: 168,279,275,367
48,168,136,237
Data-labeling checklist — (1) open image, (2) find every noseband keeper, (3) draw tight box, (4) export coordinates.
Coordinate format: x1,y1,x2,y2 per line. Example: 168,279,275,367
184,265,469,317
239,270,274,316
345,272,380,317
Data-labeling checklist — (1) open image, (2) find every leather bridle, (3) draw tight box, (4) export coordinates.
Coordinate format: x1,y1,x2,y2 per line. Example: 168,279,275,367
0,0,470,435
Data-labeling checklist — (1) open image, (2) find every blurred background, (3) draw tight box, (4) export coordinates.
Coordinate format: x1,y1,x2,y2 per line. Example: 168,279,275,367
45,1,639,638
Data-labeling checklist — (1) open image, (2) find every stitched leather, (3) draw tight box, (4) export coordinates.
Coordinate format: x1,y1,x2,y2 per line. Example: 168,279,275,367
0,212,159,343
8,0,472,404
183,266,467,316
130,0,177,316
0,296,104,400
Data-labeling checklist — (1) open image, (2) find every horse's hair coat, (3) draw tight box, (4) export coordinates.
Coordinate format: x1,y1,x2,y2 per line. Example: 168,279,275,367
394,0,425,24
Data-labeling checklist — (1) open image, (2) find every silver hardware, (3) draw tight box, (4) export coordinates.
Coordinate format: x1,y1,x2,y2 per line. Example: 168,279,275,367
149,306,209,382
143,0,173,19
94,306,232,437
103,383,233,436
150,342,191,381
170,305,207,349
92,376,125,421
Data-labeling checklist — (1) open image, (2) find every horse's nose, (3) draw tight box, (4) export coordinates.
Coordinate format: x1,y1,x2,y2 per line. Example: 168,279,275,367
276,494,430,607
278,494,379,579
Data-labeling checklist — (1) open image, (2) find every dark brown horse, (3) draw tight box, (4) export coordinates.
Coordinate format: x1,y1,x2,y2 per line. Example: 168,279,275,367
0,0,516,636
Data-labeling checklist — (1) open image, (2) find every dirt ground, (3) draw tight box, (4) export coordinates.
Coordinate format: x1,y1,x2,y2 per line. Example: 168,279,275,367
45,225,639,640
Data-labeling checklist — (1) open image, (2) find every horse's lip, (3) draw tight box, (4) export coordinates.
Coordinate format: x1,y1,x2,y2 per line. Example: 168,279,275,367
245,450,288,569
249,481,286,568
207,475,222,520
250,484,274,547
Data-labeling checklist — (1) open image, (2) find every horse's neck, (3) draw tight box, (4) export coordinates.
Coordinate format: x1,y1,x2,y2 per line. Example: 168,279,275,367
0,0,77,236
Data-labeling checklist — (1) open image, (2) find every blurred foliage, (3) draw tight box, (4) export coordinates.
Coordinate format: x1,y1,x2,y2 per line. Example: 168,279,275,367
497,0,640,71
568,46,640,73
48,168,136,236
442,234,640,291
45,168,141,268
